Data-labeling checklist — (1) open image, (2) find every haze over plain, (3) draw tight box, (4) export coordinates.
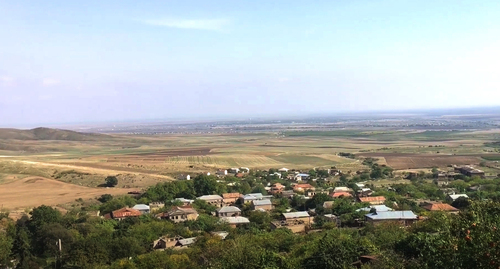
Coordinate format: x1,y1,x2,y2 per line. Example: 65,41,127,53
1,0,500,127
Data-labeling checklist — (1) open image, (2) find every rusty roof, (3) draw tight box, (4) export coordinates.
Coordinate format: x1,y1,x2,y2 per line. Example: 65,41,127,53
111,207,142,219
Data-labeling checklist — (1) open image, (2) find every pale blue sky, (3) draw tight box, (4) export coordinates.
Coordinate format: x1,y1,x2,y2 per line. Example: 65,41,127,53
1,0,500,127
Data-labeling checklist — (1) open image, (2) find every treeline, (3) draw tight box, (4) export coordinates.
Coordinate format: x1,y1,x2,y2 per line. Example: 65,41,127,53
2,201,500,268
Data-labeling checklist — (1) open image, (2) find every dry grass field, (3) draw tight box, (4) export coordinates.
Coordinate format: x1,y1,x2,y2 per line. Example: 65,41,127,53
0,175,135,210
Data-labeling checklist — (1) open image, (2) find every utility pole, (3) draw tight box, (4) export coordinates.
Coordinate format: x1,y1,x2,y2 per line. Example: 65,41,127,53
55,239,62,269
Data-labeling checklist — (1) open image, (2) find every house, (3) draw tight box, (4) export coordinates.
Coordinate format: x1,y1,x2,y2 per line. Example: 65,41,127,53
228,168,240,174
365,211,418,226
357,205,394,212
235,173,244,178
323,214,341,227
271,172,282,179
359,196,386,205
333,187,353,193
282,211,312,224
454,165,485,178
216,206,241,217
220,216,250,228
216,169,228,176
175,237,196,248
240,193,273,203
281,190,295,199
330,192,352,198
178,174,191,180
105,207,142,220
352,256,378,268
421,202,459,214
172,198,195,206
153,236,183,250
240,167,250,173
293,184,315,193
252,199,273,211
159,206,199,223
446,194,469,203
211,231,229,240
197,195,224,207
355,183,366,188
271,219,308,233
132,204,150,214
323,201,334,209
149,202,165,212
357,188,373,197
271,211,312,233
278,168,289,172
222,193,241,205
295,173,310,181
270,183,285,194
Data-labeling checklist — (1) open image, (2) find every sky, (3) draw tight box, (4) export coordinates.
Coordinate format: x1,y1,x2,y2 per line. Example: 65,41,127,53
1,0,500,127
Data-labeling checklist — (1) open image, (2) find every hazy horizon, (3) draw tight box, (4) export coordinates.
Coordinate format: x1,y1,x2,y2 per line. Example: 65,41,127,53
2,1,500,127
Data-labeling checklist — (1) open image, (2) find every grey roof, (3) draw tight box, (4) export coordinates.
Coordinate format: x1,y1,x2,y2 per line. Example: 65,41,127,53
357,205,394,212
132,204,150,210
324,214,338,219
177,237,196,246
252,199,272,206
217,206,241,213
297,173,310,177
220,216,250,224
198,195,223,200
211,231,229,240
365,211,417,220
173,198,194,203
247,193,264,198
282,211,310,219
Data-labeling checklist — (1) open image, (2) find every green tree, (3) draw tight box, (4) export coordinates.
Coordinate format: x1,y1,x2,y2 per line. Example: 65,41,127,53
105,176,119,187
193,175,220,196
98,194,114,203
0,232,13,267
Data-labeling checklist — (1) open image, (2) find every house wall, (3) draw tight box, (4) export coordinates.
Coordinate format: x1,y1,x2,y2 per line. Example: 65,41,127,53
285,216,311,224
223,198,238,205
217,211,241,217
169,213,198,223
204,199,223,207
368,219,415,227
253,204,273,211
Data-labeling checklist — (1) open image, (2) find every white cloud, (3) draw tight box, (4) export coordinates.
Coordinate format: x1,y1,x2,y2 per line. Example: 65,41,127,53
42,78,60,86
142,18,229,31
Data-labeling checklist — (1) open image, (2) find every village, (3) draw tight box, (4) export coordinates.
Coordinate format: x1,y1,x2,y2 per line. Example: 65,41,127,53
99,163,483,251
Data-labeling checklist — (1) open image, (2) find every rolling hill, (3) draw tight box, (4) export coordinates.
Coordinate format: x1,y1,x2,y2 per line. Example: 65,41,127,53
0,127,112,141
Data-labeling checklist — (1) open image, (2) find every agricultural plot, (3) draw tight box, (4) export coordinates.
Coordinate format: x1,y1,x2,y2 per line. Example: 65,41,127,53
359,153,482,170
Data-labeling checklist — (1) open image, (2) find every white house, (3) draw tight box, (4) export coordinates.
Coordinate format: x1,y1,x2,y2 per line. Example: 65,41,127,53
278,168,289,172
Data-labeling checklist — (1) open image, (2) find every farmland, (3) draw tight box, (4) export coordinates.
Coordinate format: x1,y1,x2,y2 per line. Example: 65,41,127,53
1,123,500,211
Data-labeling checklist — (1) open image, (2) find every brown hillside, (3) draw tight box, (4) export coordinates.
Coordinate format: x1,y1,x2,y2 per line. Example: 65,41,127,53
0,127,112,141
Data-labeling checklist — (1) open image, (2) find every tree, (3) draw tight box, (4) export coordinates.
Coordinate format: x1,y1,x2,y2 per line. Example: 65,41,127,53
98,194,113,203
105,176,119,187
193,175,220,196
0,232,13,267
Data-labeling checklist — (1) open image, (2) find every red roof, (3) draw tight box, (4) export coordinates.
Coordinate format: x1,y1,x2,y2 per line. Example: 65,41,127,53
423,203,459,212
222,193,241,199
331,192,352,198
359,196,386,203
111,207,142,219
